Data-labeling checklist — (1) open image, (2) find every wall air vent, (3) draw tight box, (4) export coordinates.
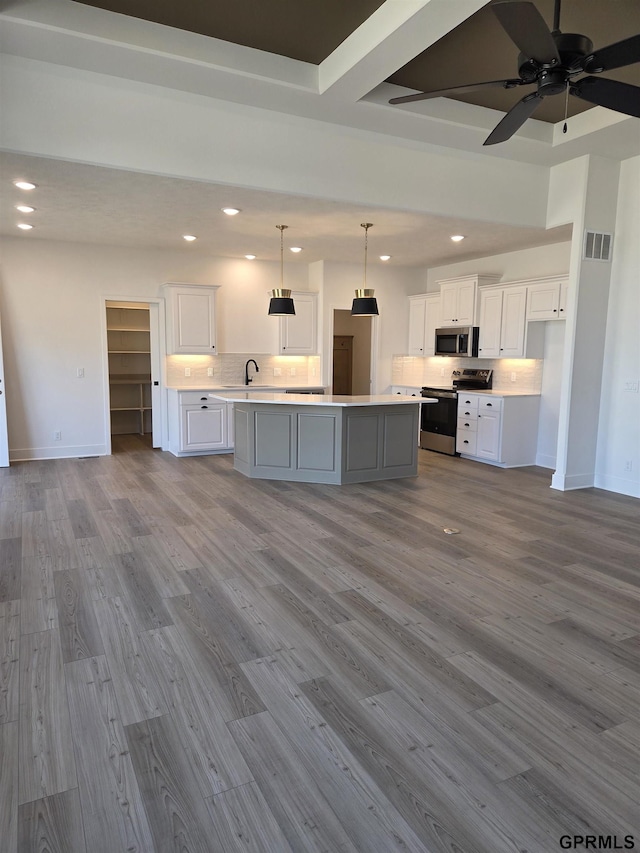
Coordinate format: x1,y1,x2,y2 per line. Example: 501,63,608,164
583,230,613,261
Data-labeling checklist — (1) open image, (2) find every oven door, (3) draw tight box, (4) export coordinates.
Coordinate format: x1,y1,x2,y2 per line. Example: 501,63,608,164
420,390,458,455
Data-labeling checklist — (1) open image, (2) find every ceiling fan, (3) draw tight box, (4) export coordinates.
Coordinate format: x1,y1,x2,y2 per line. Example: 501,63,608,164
389,0,640,145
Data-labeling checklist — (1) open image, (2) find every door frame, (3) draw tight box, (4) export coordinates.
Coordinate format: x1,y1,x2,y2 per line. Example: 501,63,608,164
0,311,9,467
100,294,167,454
328,303,378,394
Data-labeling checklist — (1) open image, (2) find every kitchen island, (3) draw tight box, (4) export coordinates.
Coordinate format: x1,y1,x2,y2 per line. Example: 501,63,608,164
210,392,428,484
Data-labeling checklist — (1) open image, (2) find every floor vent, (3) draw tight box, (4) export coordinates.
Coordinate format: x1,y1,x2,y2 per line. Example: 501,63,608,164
583,230,613,261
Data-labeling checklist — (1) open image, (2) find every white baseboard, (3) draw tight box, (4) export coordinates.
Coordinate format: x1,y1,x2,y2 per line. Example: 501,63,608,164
594,473,640,499
10,444,108,461
550,471,595,491
535,453,556,469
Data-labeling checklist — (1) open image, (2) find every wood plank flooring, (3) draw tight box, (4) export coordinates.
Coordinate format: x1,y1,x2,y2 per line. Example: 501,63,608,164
1,434,639,852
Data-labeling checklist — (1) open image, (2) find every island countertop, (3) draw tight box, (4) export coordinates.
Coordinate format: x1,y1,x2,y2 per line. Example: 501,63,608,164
209,392,433,406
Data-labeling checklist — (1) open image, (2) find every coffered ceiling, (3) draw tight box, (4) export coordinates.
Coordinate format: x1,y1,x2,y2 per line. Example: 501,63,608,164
72,0,640,123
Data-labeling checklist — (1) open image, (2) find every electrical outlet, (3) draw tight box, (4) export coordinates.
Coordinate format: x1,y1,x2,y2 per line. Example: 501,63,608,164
184,367,191,377
511,372,517,382
207,367,214,377
274,367,282,376
625,460,633,472
290,367,296,376
54,431,62,441
76,367,85,379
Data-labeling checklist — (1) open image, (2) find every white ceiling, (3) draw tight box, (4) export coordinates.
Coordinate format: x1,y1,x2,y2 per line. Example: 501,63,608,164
1,151,572,266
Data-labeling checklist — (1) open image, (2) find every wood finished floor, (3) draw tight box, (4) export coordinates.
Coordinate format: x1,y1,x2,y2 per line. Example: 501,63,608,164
1,434,639,852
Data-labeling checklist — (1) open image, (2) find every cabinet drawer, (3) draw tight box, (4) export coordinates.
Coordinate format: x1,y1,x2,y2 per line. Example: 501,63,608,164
479,396,503,412
457,432,477,455
457,417,477,433
457,394,479,410
179,391,215,405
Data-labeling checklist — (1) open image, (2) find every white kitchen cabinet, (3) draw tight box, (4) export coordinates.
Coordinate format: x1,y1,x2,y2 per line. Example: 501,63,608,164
408,293,440,356
279,292,318,354
457,393,540,467
438,274,500,326
478,285,527,358
526,277,569,321
167,389,232,456
162,283,219,354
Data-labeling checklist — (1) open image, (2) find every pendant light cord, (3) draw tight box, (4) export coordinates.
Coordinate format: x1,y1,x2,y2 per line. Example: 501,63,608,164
276,224,288,287
361,223,373,287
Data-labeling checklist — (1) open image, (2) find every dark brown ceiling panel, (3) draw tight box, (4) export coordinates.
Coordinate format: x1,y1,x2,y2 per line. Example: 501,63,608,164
71,0,385,64
387,0,640,124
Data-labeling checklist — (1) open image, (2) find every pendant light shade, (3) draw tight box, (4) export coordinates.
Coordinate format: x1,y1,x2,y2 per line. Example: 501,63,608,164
351,223,378,316
268,225,296,316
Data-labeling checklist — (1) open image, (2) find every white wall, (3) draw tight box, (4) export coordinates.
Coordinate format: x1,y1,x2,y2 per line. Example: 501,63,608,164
536,321,566,469
0,238,309,458
595,155,640,498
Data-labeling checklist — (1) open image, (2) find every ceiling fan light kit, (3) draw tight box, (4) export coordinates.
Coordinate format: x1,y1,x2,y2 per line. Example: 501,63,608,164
389,0,640,145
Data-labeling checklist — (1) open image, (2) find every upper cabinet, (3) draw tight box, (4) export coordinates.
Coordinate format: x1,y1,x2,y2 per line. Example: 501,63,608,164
478,285,528,358
438,275,501,326
162,283,219,354
279,292,318,355
526,277,569,321
408,293,440,356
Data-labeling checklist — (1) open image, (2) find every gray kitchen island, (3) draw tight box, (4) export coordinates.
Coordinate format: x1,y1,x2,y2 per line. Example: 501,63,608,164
210,392,429,484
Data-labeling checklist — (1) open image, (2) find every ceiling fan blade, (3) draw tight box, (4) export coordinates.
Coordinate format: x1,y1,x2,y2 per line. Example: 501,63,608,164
483,91,543,145
492,1,560,65
389,79,526,105
571,76,640,119
582,34,640,73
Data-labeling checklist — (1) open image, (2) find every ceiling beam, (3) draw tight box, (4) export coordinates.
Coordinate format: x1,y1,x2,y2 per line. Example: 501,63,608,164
318,0,487,102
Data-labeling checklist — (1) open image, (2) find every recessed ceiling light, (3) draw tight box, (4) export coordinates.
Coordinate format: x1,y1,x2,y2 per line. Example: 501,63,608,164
450,235,465,242
222,207,240,216
14,180,37,190
245,254,256,260
17,223,33,230
289,247,303,253
379,255,391,261
183,235,197,241
15,205,35,213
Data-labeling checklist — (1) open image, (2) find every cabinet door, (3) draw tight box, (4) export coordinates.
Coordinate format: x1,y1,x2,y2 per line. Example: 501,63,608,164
456,281,476,325
280,292,317,354
478,290,503,358
165,286,217,354
181,404,227,451
476,410,501,460
526,281,560,320
423,294,440,356
499,286,527,357
439,282,459,325
408,297,427,355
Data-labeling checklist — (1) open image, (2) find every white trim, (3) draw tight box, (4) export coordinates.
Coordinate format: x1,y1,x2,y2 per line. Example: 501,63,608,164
10,444,107,461
550,471,595,491
101,294,166,455
594,474,640,500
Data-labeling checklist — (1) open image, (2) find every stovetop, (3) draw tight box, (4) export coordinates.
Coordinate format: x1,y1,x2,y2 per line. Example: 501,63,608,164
423,368,493,393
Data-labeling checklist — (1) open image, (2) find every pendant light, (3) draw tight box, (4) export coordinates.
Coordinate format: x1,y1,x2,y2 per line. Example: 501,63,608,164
351,223,379,316
268,225,296,316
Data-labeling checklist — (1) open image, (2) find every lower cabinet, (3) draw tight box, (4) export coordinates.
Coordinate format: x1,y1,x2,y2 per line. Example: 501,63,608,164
457,393,540,467
167,389,233,456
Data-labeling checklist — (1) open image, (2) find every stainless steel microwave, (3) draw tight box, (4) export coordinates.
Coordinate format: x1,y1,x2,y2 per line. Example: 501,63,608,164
434,326,479,357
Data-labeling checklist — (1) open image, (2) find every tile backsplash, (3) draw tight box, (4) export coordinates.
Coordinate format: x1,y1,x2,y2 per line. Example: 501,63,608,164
391,356,543,393
166,354,322,388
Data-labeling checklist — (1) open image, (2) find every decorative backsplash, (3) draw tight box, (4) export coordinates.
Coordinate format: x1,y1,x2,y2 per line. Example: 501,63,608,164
391,355,543,393
165,353,322,388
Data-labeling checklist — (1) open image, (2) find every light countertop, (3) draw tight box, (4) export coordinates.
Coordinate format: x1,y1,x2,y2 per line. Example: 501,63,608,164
456,390,541,397
166,384,327,392
210,392,430,407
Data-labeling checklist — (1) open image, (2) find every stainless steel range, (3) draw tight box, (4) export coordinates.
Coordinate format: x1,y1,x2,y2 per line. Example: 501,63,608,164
420,369,492,455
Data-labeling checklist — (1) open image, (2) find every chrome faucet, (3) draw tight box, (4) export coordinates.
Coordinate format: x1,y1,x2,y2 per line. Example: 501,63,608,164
244,359,259,385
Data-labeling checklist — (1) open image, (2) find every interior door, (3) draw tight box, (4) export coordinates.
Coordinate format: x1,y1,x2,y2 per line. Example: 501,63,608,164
0,313,9,467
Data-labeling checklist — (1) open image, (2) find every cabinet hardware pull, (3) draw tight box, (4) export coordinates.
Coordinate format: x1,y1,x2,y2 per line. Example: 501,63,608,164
464,440,469,444
200,397,207,400
201,405,208,409
464,422,469,426
486,403,492,407
553,309,557,312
